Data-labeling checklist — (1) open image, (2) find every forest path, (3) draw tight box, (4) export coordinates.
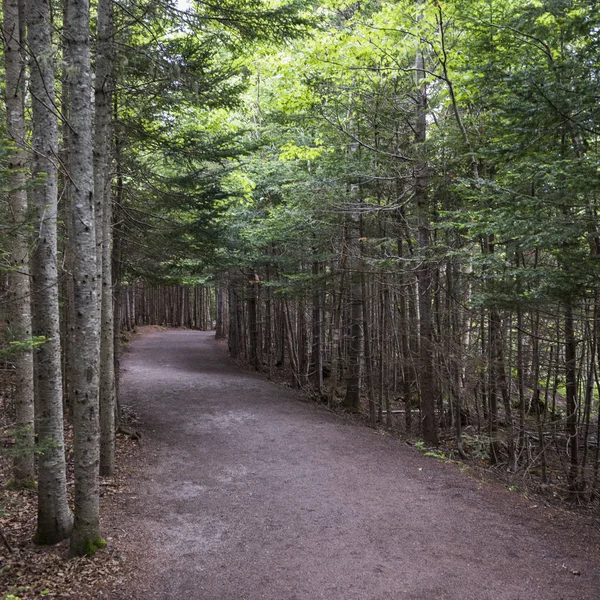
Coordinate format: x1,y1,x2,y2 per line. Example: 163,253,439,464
116,329,600,600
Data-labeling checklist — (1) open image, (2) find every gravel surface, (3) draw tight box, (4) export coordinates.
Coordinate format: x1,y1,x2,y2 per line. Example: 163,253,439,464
116,329,600,599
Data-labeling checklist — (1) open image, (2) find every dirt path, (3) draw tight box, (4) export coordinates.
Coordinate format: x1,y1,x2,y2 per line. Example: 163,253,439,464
115,330,600,599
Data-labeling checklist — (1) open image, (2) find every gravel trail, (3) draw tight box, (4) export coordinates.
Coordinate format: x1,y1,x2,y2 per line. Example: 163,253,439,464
117,329,600,600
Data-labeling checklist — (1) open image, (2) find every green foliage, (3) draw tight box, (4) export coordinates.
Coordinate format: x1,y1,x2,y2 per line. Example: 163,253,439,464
423,450,448,461
0,337,48,360
33,435,61,457
6,426,36,460
415,441,447,461
113,0,600,325
114,0,316,286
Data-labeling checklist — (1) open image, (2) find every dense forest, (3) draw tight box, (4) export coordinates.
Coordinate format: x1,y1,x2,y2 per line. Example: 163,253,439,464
1,0,600,586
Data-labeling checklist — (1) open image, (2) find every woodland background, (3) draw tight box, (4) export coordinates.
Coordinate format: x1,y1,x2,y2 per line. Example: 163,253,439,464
1,0,600,594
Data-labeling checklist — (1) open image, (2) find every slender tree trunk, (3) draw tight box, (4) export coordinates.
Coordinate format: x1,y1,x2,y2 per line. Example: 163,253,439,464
96,0,116,477
359,215,375,425
264,265,273,378
487,307,500,464
112,185,123,426
531,311,547,483
66,0,102,555
582,293,599,477
362,270,376,426
517,308,526,462
414,27,437,445
565,303,581,492
228,285,240,358
343,218,362,411
60,0,77,418
448,261,465,457
248,273,260,370
396,234,413,434
3,0,35,485
284,300,300,386
298,296,309,386
311,260,324,396
27,0,73,543
329,269,344,406
491,307,515,469
215,285,226,339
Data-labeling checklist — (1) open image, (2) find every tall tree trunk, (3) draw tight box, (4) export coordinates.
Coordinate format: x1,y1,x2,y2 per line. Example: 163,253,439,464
359,215,375,425
298,296,309,386
397,234,413,434
228,285,240,358
516,307,526,462
264,265,273,378
311,260,324,395
248,273,260,370
490,307,515,469
96,0,116,477
3,0,35,485
343,217,362,411
531,311,548,483
328,264,345,406
27,0,73,543
362,270,376,426
414,23,438,445
66,0,102,556
60,0,77,418
215,285,226,339
564,303,581,492
112,184,123,426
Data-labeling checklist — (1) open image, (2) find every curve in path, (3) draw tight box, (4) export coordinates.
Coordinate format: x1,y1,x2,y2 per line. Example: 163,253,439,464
118,330,600,600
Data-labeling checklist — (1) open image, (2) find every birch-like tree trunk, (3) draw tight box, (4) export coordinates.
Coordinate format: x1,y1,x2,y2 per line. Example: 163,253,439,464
65,0,102,555
3,0,35,485
27,0,73,543
95,0,116,477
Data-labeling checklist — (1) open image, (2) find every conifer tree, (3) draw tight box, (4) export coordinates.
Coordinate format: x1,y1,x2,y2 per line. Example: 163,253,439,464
27,0,73,544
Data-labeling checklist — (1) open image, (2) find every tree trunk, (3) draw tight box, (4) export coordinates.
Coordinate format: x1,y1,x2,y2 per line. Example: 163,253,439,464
248,273,260,370
311,260,324,396
343,218,362,411
414,25,438,445
3,0,35,486
27,0,73,544
215,286,226,338
66,0,102,556
362,270,376,426
565,303,581,491
228,286,240,358
96,0,116,477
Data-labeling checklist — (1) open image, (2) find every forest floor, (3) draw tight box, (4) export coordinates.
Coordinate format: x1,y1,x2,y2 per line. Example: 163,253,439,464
108,328,600,599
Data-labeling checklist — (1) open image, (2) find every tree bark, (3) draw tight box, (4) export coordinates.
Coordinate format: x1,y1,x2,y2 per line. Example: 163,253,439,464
414,23,438,445
66,0,102,556
96,0,116,477
565,303,581,491
228,285,240,358
27,0,73,543
343,217,362,411
3,0,35,485
248,272,260,370
311,260,324,395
